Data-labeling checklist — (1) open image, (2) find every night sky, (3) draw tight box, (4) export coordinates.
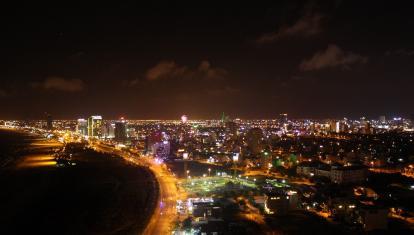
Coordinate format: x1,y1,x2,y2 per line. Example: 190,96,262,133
2,1,414,120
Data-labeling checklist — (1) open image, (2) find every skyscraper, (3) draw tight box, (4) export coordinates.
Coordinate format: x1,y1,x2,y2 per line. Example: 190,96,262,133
101,122,115,138
87,116,102,138
115,118,127,142
76,118,88,136
45,113,53,130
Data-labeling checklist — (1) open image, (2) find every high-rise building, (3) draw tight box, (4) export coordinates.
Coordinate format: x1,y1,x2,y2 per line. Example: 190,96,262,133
101,122,115,138
379,116,386,123
115,118,127,142
87,116,102,137
76,118,88,136
329,120,337,133
45,113,53,130
329,121,347,133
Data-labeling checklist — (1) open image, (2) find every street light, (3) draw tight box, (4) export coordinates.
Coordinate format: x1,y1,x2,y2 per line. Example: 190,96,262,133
208,168,211,177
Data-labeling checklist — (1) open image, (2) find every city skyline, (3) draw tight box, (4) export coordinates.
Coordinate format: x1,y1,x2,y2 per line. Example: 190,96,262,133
2,1,414,119
2,1,414,234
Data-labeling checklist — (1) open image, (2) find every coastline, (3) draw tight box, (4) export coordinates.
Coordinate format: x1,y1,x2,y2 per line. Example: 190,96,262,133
0,128,159,234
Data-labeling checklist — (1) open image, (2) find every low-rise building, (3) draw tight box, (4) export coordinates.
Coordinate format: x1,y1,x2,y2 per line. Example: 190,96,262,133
264,190,299,215
297,161,331,178
330,165,367,184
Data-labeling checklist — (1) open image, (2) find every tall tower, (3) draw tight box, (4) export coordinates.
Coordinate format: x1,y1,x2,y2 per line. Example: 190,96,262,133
115,118,127,142
87,116,103,137
76,118,88,136
44,112,53,130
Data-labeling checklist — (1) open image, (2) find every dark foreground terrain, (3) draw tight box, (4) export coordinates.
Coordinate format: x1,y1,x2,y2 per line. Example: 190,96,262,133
0,129,158,235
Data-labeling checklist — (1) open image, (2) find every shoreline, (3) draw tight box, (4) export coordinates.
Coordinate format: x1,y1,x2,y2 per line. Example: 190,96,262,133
0,128,159,234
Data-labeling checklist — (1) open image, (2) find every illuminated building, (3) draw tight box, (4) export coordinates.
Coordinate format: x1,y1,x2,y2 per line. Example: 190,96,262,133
152,140,171,159
115,118,127,142
76,118,88,136
87,115,102,137
392,117,403,127
264,189,299,216
126,127,137,138
329,120,348,133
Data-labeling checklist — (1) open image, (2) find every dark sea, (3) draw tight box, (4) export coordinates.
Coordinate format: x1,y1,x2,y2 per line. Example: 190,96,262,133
0,128,157,235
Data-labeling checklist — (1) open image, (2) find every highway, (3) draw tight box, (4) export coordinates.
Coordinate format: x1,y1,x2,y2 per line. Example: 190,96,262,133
143,162,182,235
91,142,184,235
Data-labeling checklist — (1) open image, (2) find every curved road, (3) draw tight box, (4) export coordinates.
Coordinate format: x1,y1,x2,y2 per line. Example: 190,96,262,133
92,142,182,235
143,161,181,235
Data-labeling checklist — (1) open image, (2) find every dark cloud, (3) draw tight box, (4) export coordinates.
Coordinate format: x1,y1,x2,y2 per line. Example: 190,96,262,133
32,77,85,92
299,44,367,71
145,60,227,81
122,78,143,87
145,61,184,81
257,13,323,43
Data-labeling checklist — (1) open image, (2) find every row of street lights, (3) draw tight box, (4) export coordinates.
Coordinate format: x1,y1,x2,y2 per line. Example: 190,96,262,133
187,168,212,179
187,167,257,183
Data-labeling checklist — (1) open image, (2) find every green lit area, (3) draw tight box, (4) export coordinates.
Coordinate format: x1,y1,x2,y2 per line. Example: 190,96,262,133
181,176,257,195
265,179,290,188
